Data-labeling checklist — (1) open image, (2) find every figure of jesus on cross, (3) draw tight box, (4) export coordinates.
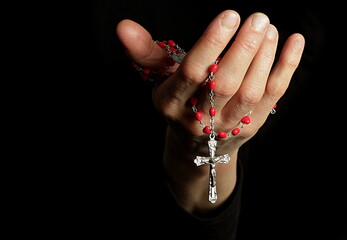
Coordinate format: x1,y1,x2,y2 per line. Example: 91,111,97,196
194,137,230,203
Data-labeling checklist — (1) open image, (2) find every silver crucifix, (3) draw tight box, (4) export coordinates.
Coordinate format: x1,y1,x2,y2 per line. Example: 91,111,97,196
194,138,230,203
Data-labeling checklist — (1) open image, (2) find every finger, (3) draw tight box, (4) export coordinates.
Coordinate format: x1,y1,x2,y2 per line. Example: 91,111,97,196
253,33,305,124
157,10,240,104
116,19,169,69
212,12,270,111
222,24,279,124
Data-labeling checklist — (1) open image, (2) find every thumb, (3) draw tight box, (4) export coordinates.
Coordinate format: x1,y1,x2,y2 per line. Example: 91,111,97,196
116,19,169,69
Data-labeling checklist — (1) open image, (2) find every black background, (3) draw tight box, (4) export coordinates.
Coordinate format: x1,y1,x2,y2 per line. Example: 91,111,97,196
92,2,346,239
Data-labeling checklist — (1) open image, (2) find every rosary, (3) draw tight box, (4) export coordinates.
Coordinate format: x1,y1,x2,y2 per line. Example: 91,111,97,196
133,40,277,203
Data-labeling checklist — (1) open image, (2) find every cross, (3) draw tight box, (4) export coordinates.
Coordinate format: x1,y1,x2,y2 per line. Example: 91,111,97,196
194,138,230,203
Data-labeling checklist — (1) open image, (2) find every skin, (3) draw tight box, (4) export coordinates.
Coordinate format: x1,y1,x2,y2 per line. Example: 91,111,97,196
116,10,305,216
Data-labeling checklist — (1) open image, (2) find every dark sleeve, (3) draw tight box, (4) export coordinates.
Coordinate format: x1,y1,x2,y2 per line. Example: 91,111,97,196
139,158,244,240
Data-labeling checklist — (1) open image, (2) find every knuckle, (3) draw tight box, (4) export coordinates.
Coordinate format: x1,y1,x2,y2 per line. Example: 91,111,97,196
203,32,225,49
214,75,239,98
266,81,287,99
280,54,301,69
261,50,275,66
155,95,179,119
240,88,262,105
235,38,260,56
215,87,238,99
179,61,209,85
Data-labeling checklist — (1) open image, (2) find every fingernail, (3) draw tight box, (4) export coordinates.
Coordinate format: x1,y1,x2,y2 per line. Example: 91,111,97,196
293,35,305,52
222,11,239,29
266,25,277,40
251,13,269,32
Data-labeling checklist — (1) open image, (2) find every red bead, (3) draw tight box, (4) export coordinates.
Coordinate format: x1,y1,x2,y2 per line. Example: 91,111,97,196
209,80,216,90
170,47,177,52
218,131,227,138
273,104,277,109
189,96,198,106
209,64,218,73
157,41,166,48
142,68,151,75
167,40,176,47
203,126,211,134
209,107,216,117
241,116,250,124
231,128,240,135
195,112,202,121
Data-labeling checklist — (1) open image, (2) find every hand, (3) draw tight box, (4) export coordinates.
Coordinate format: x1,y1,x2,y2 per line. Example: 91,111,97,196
116,10,305,213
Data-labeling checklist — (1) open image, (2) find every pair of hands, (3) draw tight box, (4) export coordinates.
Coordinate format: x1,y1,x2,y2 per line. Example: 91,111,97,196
117,9,304,157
